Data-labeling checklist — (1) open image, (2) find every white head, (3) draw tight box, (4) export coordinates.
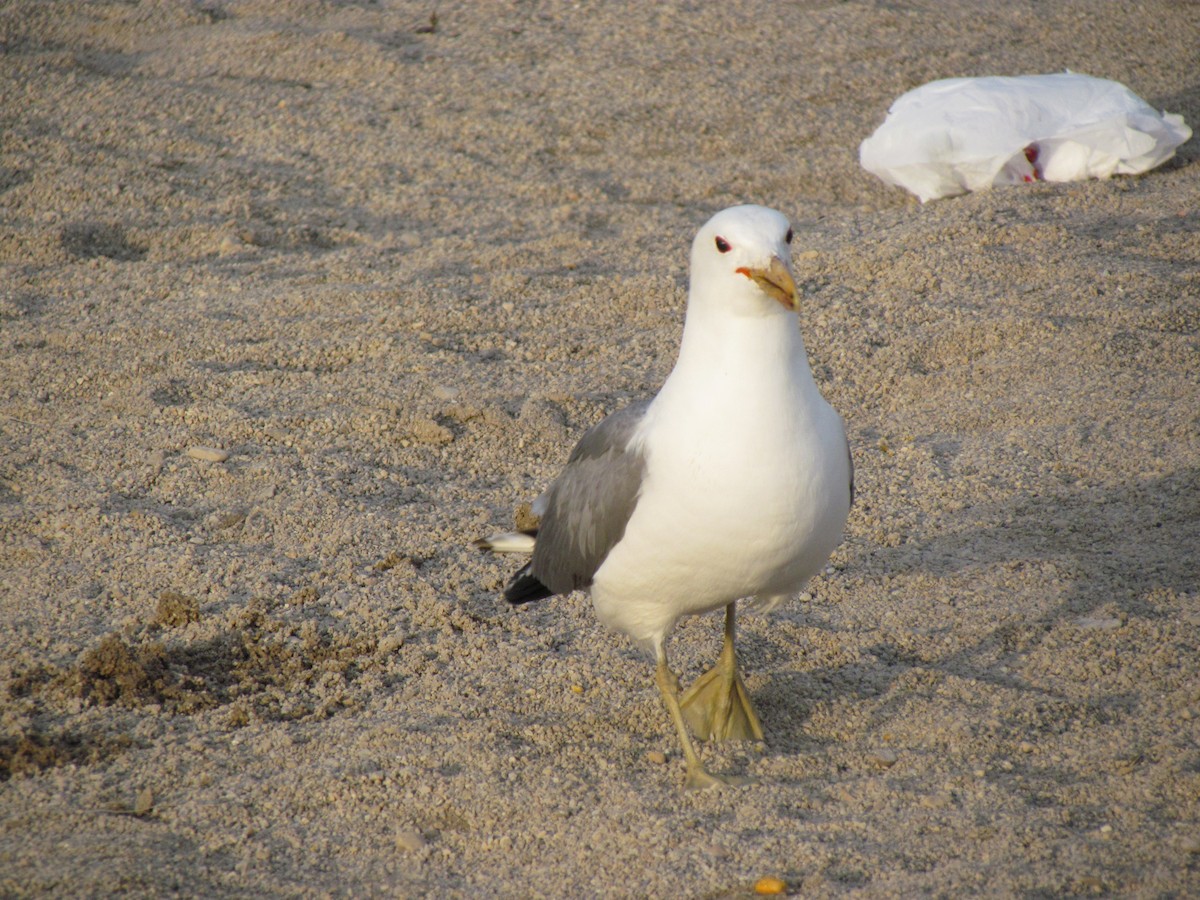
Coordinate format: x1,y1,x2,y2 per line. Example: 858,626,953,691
689,205,798,318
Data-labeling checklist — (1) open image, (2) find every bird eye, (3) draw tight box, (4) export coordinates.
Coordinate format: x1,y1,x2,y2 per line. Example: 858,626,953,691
715,236,731,253
785,228,794,244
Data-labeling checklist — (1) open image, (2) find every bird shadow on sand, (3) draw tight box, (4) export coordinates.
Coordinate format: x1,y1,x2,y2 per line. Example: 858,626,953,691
752,465,1199,756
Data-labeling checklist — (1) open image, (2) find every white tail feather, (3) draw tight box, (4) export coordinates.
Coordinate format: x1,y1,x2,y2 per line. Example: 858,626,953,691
474,532,536,554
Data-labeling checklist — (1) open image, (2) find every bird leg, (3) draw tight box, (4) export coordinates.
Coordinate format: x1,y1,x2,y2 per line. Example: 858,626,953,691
680,603,765,743
654,651,741,790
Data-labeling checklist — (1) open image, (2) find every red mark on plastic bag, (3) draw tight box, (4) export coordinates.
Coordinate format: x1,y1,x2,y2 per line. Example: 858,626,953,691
1023,144,1043,181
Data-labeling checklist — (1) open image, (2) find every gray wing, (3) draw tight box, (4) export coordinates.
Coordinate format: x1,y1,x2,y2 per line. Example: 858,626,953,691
529,399,651,595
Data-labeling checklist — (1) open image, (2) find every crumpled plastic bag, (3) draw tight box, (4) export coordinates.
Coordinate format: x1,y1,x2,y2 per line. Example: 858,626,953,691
859,72,1192,202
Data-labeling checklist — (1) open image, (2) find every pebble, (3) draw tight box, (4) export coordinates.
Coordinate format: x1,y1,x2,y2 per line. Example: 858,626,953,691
134,786,154,816
187,446,230,462
870,747,898,768
395,829,427,852
645,750,667,765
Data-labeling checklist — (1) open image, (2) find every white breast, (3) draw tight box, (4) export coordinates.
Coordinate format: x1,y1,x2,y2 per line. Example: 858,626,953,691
590,335,851,646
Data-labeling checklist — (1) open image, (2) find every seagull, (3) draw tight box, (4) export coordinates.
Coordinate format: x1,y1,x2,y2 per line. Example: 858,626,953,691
477,205,853,789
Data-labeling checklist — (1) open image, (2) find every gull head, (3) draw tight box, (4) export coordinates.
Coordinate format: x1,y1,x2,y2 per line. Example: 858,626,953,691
690,205,799,315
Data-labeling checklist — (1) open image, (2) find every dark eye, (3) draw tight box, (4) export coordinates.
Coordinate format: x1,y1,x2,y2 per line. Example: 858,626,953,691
715,236,731,253
785,228,794,244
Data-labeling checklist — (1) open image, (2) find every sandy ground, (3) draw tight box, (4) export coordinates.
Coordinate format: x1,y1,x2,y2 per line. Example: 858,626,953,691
2,0,1199,896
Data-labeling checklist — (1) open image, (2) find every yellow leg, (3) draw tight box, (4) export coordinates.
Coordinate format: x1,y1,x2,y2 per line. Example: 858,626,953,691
654,655,729,790
680,604,765,743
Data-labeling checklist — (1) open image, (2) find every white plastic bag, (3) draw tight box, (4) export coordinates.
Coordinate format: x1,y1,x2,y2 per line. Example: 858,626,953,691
859,73,1192,202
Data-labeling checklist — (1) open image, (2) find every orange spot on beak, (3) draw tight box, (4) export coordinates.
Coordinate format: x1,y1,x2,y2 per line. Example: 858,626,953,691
736,258,798,311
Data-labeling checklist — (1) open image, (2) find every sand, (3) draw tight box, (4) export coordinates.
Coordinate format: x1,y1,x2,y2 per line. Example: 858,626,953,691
2,0,1198,896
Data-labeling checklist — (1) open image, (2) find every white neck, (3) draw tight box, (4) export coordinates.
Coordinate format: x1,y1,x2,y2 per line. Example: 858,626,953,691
665,301,817,404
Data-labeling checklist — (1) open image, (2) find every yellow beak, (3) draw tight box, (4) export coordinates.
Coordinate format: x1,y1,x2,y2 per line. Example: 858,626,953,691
736,256,798,311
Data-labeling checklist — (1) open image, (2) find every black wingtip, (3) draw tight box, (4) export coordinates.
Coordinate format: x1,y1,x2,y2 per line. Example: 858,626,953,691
504,564,554,606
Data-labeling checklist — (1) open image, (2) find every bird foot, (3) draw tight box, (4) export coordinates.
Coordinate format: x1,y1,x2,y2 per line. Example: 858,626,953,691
684,763,758,791
680,661,765,743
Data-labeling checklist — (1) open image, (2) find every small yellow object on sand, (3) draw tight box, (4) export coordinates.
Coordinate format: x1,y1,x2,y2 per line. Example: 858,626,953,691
754,876,787,895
